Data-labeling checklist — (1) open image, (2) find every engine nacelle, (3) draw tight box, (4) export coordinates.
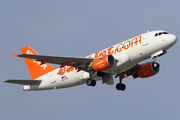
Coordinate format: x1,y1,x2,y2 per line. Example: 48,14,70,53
135,62,160,78
92,55,115,71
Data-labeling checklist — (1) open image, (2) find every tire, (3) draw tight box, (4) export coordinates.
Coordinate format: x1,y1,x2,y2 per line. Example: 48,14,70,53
120,83,126,91
86,79,96,87
116,83,121,90
116,83,126,91
91,80,96,87
86,79,92,86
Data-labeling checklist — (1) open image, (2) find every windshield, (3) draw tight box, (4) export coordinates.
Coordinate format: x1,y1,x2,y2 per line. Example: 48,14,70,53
155,32,168,37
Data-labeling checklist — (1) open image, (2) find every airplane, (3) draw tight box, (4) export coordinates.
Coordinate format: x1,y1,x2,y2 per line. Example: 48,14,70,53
4,30,177,91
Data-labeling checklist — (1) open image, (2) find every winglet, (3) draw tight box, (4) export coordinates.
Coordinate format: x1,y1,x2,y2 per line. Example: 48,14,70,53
13,54,18,59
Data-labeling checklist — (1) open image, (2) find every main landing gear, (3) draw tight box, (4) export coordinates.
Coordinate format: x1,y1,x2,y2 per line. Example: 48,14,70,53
116,73,126,91
86,71,96,87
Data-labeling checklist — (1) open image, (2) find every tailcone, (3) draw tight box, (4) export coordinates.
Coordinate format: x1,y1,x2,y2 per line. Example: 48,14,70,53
23,85,40,91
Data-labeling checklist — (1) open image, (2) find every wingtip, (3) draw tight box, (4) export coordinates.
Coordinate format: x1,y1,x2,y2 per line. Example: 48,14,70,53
13,54,18,59
4,80,10,83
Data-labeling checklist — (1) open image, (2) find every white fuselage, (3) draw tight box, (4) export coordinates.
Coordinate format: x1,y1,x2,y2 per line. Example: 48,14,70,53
23,30,177,91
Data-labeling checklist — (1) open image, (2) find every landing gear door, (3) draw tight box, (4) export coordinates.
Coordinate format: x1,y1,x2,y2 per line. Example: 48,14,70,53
142,32,149,46
106,74,114,85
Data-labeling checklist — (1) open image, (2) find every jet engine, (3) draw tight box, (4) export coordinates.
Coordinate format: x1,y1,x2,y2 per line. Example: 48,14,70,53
133,62,160,78
92,55,115,71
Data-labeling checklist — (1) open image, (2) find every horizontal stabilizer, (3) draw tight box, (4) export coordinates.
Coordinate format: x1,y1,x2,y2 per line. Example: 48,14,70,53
4,79,42,85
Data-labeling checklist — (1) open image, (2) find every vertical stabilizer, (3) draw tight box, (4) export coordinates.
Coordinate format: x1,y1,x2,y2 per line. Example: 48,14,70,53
21,46,56,80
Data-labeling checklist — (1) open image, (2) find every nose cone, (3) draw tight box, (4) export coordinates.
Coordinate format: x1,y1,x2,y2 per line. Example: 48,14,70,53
166,34,177,48
171,35,177,45
170,34,177,45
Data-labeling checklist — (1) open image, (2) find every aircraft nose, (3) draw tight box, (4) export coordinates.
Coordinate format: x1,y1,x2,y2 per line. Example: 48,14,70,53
167,34,177,46
171,34,177,44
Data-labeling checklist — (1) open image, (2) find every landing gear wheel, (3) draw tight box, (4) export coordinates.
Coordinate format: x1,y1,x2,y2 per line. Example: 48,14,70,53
86,79,96,87
116,73,126,91
86,79,92,86
116,83,126,91
91,80,96,86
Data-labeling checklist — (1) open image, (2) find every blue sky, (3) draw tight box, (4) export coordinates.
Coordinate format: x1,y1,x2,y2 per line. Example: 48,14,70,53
1,1,180,120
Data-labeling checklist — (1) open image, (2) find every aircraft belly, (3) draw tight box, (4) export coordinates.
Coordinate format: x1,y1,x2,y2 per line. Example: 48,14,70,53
56,71,85,88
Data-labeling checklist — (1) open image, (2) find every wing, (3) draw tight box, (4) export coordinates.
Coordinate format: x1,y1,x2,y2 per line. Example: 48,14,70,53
124,64,140,75
16,54,93,68
4,79,42,85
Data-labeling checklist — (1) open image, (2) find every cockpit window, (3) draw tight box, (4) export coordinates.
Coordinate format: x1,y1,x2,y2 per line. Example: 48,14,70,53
155,32,168,37
162,32,168,34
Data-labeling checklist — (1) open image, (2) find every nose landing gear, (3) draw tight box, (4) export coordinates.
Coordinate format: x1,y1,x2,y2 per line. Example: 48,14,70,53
153,57,158,67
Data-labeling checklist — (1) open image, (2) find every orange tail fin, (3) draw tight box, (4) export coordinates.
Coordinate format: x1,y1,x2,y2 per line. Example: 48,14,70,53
21,46,56,80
